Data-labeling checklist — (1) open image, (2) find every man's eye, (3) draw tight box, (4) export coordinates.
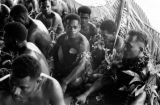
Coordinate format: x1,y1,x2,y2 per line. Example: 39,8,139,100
67,26,78,29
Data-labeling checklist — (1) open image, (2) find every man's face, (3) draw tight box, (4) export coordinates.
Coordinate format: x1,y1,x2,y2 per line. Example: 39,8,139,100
10,76,38,102
101,30,115,41
41,1,52,15
11,13,28,26
123,35,145,59
101,30,115,48
79,13,90,25
65,19,81,37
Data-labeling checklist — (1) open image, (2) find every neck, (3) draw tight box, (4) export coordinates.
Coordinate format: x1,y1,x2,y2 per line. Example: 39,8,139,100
44,12,52,18
81,23,88,27
67,34,78,39
25,17,32,29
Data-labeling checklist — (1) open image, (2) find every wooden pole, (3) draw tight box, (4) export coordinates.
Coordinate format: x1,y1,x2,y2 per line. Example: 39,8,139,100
113,0,126,50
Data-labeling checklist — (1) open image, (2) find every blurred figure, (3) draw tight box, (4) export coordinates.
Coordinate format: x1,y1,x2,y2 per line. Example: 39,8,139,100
100,20,124,53
50,0,68,18
52,13,90,93
3,22,50,75
10,4,52,59
0,54,66,105
13,0,39,17
76,30,151,105
92,20,124,69
78,6,97,44
36,0,64,41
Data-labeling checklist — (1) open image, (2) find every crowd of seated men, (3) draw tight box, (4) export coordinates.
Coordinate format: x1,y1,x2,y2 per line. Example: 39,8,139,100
0,1,159,105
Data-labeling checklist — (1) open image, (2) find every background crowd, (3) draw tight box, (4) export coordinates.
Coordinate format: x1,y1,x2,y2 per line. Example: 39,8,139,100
0,0,160,105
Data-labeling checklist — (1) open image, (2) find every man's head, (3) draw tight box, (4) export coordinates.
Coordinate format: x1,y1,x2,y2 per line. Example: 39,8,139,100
78,6,91,25
64,13,81,37
100,20,116,46
40,0,52,15
124,30,148,59
10,54,41,102
10,4,29,26
51,0,57,6
4,22,28,49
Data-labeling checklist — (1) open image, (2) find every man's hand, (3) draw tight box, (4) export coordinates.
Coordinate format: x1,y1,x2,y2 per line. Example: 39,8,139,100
76,93,88,105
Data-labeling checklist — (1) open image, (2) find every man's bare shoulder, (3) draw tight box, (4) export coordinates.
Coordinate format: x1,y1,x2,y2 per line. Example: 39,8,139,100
35,12,43,20
26,42,42,54
30,18,49,35
56,34,66,43
78,33,90,45
53,11,62,21
88,22,97,28
78,33,89,40
40,73,65,105
41,73,61,90
1,4,10,13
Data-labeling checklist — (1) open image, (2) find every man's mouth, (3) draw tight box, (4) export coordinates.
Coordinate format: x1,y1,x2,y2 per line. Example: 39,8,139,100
13,95,25,102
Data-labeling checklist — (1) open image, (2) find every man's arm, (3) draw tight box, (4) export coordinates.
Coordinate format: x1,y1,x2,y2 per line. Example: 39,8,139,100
62,37,90,88
76,77,103,104
53,13,64,35
49,77,66,105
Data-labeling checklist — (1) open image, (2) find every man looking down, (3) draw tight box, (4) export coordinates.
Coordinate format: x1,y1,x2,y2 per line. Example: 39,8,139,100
0,54,65,105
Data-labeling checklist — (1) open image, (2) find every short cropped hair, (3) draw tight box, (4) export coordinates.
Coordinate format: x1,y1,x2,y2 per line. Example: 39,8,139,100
100,20,116,34
78,6,91,15
12,54,41,79
10,4,28,17
4,22,27,42
64,13,81,23
128,30,148,47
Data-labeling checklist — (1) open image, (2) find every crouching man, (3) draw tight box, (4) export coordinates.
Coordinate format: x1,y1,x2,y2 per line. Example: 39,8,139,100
76,30,152,104
0,54,66,105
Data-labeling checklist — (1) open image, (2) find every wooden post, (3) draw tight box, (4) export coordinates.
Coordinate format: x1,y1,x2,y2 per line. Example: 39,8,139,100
113,0,126,50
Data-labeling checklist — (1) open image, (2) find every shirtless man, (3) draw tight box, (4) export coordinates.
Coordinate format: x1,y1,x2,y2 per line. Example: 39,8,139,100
36,0,64,40
0,54,65,105
100,20,124,51
78,6,97,44
76,30,150,104
10,4,52,59
91,20,124,69
50,0,68,18
53,13,90,93
13,0,39,16
3,22,50,75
